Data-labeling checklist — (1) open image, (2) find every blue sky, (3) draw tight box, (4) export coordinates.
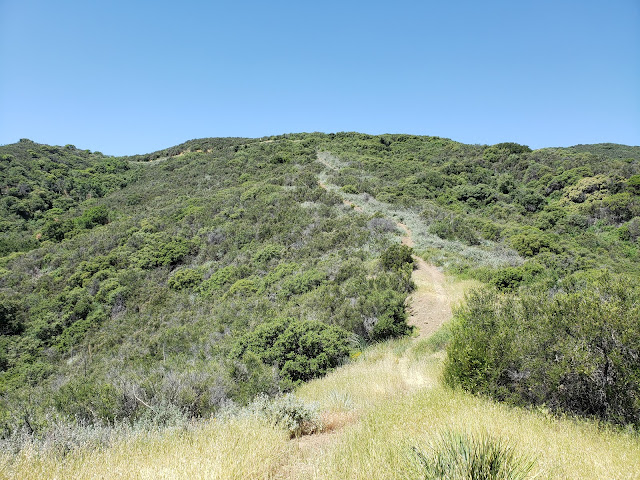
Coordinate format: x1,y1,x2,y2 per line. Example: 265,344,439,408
1,0,638,155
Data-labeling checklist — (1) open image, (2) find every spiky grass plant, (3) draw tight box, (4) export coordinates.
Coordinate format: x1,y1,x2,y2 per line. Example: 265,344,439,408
412,430,535,480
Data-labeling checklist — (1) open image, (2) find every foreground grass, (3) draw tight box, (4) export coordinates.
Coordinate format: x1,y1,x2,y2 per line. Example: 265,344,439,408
2,339,638,479
296,340,640,479
0,417,291,480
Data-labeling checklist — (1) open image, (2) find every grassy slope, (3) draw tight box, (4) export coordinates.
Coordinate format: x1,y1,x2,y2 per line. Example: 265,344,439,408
295,339,640,479
4,337,638,479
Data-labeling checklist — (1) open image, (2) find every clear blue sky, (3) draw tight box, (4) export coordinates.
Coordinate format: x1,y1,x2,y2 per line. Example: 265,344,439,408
1,0,639,155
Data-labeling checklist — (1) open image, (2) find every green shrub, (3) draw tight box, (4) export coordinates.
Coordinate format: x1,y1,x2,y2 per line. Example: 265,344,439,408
279,269,326,298
252,244,284,264
168,268,203,290
430,217,480,245
200,265,248,295
55,308,107,352
361,288,412,341
0,296,24,336
492,142,532,154
231,318,351,390
444,271,640,426
42,218,75,241
628,174,640,194
225,277,260,298
381,244,414,270
77,205,109,229
131,233,192,269
53,380,121,423
490,267,524,292
509,229,560,257
618,217,640,242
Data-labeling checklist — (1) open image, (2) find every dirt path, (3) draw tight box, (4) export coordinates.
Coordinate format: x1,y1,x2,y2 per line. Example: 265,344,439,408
317,152,453,340
396,222,452,339
275,155,454,478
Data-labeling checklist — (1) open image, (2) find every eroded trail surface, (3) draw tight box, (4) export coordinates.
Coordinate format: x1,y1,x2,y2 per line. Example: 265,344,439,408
396,222,452,338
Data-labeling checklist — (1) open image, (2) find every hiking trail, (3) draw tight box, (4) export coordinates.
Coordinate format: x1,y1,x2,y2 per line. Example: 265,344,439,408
274,153,455,479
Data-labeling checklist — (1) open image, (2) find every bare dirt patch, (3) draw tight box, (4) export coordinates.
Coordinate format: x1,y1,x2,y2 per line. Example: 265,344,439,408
396,221,452,338
275,412,357,480
407,256,451,338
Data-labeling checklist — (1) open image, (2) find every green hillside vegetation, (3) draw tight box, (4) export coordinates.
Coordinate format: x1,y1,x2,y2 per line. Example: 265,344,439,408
0,135,415,433
0,133,639,474
0,139,134,256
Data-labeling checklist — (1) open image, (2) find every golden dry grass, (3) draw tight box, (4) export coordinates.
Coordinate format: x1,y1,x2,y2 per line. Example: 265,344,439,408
294,339,640,479
3,339,639,479
0,417,291,480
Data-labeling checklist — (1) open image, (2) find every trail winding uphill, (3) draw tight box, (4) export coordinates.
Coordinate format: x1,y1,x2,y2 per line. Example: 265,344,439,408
316,151,453,339
272,153,457,479
397,222,452,339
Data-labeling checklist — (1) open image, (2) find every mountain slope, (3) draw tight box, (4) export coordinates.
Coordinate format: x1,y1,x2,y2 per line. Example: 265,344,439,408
0,132,639,439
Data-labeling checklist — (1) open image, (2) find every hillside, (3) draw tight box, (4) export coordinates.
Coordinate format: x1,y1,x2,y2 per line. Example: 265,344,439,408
1,133,639,476
4,340,639,478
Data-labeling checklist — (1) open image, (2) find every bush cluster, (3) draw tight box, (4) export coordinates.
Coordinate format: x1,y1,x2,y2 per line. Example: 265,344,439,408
231,318,351,393
444,271,640,426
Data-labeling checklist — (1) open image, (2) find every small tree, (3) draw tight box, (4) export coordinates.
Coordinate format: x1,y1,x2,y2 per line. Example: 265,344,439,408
381,244,414,270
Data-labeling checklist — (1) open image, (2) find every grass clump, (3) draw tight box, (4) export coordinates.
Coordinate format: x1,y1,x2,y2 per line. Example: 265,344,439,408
412,430,535,480
221,393,321,438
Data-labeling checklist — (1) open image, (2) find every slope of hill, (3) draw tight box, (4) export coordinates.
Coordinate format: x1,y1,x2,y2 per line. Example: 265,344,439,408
1,133,639,468
4,338,639,479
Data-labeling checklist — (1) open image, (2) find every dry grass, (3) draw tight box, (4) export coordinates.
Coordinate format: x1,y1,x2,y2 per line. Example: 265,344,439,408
0,417,291,480
294,339,640,479
3,339,638,479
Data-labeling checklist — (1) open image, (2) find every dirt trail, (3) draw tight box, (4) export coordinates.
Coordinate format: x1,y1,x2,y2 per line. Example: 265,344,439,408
275,155,454,478
317,151,453,341
396,222,452,339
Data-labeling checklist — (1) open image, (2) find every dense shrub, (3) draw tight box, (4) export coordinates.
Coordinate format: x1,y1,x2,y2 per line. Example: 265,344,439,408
53,380,121,423
168,268,203,290
231,318,351,391
0,297,25,336
77,205,110,229
133,234,191,269
42,218,75,241
381,244,414,270
618,217,640,242
361,288,413,341
430,217,480,245
444,271,640,426
509,229,560,257
489,267,524,292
